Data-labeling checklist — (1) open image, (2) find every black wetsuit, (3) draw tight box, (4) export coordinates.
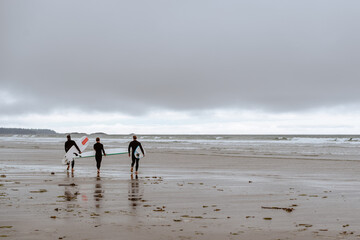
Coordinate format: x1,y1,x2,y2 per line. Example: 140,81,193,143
128,140,144,172
93,142,105,170
64,140,81,168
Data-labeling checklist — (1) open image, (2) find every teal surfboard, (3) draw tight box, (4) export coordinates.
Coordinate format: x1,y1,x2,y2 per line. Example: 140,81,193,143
77,148,128,158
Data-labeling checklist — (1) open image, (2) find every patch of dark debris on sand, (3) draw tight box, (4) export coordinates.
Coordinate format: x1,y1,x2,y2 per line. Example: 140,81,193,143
58,183,77,187
30,189,48,193
261,206,294,213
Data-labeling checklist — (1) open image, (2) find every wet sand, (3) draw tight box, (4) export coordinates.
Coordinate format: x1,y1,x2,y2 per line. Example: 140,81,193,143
1,145,360,239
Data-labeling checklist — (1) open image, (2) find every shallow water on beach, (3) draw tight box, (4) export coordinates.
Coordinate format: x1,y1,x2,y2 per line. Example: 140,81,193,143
1,134,360,162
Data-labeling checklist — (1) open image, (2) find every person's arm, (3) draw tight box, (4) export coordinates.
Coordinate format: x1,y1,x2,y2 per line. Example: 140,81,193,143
140,143,145,156
128,142,131,157
102,144,106,156
74,142,81,154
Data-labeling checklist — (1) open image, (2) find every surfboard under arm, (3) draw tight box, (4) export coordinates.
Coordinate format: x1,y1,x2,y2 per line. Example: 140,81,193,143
62,136,89,165
134,146,145,159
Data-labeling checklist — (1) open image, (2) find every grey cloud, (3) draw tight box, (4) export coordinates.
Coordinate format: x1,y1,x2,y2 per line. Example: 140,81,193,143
1,0,360,115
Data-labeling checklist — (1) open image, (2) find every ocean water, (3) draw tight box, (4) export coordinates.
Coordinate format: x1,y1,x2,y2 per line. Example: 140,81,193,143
1,134,360,161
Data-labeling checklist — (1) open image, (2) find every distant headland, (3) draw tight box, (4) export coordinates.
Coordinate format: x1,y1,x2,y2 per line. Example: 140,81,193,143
0,128,57,135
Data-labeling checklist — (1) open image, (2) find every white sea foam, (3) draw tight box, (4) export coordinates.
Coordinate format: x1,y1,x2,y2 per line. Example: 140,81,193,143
1,135,360,160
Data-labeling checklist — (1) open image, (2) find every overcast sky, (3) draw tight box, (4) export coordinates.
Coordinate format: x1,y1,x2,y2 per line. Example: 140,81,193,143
1,0,360,134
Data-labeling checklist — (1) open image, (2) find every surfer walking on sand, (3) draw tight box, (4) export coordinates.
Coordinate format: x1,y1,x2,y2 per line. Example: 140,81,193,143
128,135,145,175
93,137,106,176
64,134,81,172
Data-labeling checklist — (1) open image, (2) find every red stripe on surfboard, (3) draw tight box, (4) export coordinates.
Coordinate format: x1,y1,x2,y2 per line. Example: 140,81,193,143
82,137,89,145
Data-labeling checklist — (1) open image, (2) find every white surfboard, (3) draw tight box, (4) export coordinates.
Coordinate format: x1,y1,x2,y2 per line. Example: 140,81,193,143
76,148,128,158
134,146,145,159
62,136,90,165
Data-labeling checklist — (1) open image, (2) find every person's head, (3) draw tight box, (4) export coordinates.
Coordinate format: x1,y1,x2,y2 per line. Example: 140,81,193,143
96,137,100,142
133,135,137,140
67,134,71,140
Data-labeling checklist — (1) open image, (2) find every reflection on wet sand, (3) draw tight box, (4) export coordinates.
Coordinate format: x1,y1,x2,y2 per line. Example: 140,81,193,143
66,171,74,178
60,174,80,216
128,174,143,209
94,177,103,209
63,172,78,202
64,187,78,202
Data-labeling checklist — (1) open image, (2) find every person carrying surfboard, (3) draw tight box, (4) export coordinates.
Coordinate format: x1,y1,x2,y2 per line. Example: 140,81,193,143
64,134,82,172
93,137,106,176
128,135,145,175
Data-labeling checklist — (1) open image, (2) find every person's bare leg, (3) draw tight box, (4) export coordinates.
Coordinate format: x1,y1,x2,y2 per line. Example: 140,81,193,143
131,167,133,173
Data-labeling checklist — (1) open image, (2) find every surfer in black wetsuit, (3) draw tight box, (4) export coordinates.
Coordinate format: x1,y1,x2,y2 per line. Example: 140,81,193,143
128,135,145,175
93,137,106,175
64,134,81,172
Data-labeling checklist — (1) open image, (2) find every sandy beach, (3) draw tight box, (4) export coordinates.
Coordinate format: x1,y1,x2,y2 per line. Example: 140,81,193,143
1,136,360,239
